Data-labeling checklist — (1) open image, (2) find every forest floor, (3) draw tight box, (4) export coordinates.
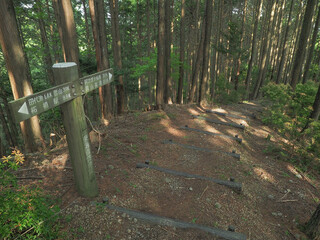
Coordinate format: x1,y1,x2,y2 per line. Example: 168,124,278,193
19,102,320,240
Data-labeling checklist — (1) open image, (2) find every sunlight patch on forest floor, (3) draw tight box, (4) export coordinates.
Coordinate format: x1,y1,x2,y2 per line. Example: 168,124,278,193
253,167,276,183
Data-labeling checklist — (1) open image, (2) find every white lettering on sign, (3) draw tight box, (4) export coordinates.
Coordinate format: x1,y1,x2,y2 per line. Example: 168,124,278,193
30,106,38,114
28,95,44,106
53,97,59,105
43,102,49,110
44,92,53,100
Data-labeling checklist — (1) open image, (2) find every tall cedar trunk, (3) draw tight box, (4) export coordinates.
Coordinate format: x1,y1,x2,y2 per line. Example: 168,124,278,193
109,0,126,114
156,0,165,109
0,0,45,152
198,0,214,105
0,102,15,147
52,0,81,75
188,19,205,103
46,0,60,63
177,0,185,104
136,0,144,108
310,83,320,121
146,0,153,105
290,0,317,89
252,0,277,99
164,0,173,104
89,0,113,120
234,0,248,90
305,203,320,239
303,6,320,84
245,0,263,99
35,0,54,85
81,0,93,59
275,0,294,84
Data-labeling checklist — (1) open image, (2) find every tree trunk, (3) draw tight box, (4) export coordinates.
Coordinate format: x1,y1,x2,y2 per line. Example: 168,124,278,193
275,0,294,84
109,0,126,114
89,0,113,120
46,0,60,63
234,0,248,91
0,102,15,148
252,0,277,99
156,0,165,109
52,0,81,75
0,0,45,152
81,0,93,59
290,0,317,89
305,203,320,239
303,6,320,84
198,0,214,105
188,19,205,103
245,0,263,99
164,0,173,104
177,0,185,104
35,0,54,85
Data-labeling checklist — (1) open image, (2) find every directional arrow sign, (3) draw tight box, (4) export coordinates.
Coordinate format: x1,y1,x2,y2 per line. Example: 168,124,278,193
9,68,113,123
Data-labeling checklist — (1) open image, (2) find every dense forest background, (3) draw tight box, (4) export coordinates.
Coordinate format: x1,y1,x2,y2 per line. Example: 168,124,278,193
0,0,320,158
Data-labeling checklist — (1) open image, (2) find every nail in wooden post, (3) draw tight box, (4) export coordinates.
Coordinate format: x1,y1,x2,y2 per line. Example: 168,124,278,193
52,62,98,197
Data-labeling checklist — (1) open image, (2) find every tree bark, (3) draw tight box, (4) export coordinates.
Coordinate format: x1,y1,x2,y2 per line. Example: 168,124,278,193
245,0,263,99
234,0,248,91
252,0,277,99
303,6,320,84
305,203,320,239
290,0,317,89
0,0,45,152
177,0,186,104
164,0,173,104
156,0,165,109
275,0,294,84
52,0,81,75
35,0,54,85
109,0,126,114
198,0,214,105
89,0,113,120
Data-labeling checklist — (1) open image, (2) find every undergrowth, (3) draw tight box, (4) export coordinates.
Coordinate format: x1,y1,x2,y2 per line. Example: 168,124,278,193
261,82,320,173
0,149,60,239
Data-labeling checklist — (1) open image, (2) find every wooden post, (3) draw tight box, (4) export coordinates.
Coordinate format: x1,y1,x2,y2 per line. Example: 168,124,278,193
52,62,98,197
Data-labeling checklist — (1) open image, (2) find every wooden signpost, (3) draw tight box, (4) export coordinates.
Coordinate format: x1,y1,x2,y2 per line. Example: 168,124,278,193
9,62,113,197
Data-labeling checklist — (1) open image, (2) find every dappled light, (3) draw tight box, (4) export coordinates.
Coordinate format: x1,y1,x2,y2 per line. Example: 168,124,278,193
253,167,275,183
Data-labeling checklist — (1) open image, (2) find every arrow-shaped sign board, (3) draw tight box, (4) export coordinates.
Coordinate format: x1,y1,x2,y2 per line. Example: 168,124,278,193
9,68,113,123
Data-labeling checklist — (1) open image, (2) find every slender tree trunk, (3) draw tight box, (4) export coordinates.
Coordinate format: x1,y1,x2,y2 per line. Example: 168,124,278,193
0,102,14,147
303,6,320,84
290,0,317,89
164,0,173,104
109,0,126,114
275,0,294,84
46,0,60,63
156,0,165,109
252,0,277,99
245,0,263,99
89,0,113,120
81,0,93,59
52,0,81,75
177,0,185,104
0,0,45,152
198,0,214,105
234,0,248,90
35,0,54,85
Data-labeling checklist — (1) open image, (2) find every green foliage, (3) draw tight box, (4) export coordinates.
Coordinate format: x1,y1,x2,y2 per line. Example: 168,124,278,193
261,82,320,171
0,149,60,239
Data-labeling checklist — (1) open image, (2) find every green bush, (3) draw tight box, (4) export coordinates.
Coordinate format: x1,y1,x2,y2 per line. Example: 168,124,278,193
0,150,60,239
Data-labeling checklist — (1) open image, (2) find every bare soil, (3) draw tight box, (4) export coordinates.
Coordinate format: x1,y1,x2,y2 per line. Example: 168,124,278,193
18,103,320,240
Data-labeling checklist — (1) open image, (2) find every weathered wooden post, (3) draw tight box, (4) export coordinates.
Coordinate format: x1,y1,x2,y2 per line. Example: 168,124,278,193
52,62,98,197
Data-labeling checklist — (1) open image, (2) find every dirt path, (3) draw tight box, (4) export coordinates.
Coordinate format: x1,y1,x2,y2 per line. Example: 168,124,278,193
20,103,320,239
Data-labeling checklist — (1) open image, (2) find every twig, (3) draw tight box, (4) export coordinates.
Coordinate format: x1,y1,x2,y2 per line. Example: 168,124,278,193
160,226,178,236
85,114,102,154
277,199,298,203
199,186,208,199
